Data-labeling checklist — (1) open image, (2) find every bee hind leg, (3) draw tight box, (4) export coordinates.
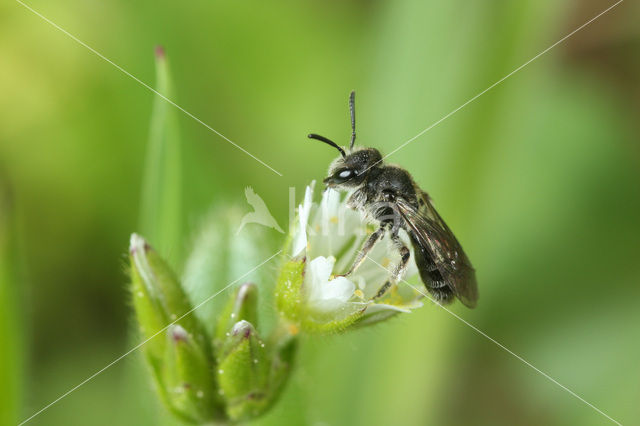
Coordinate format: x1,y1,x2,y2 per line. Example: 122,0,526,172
373,281,392,299
391,236,410,283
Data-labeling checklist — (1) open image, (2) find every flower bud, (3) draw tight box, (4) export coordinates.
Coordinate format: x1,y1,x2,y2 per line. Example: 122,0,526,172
214,283,296,421
214,282,258,346
159,325,219,423
216,320,270,421
129,233,224,422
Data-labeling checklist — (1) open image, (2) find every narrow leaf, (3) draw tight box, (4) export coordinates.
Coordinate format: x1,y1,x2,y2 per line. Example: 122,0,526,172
0,179,22,426
139,46,182,265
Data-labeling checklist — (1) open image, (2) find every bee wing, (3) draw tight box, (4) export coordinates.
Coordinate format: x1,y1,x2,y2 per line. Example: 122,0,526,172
396,192,478,308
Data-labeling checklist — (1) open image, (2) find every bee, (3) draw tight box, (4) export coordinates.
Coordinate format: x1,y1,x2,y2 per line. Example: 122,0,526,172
308,91,478,308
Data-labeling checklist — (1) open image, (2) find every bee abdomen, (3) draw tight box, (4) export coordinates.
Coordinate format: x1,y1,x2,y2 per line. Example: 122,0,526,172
425,286,455,305
410,236,453,301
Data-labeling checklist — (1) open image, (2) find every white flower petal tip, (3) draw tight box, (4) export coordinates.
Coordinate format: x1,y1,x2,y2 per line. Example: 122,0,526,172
291,181,316,257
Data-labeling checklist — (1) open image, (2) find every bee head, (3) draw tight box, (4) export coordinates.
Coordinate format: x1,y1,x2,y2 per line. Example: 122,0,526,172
322,147,382,188
307,91,381,189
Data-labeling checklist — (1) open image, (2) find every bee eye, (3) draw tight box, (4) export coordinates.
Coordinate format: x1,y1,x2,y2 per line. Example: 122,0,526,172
338,170,353,179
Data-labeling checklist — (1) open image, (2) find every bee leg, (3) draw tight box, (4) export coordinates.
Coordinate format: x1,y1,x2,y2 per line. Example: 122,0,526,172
373,281,392,299
371,233,410,300
337,225,385,277
389,227,410,281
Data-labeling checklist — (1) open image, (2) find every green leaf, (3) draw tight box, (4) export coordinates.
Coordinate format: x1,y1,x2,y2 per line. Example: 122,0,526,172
0,181,22,426
139,47,182,265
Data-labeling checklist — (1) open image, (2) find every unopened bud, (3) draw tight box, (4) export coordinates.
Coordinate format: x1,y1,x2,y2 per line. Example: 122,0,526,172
160,325,220,423
216,320,270,421
129,233,224,422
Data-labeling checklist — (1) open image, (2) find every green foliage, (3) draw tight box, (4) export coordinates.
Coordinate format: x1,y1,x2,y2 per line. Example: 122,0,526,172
139,48,183,265
181,207,276,337
0,181,22,426
130,54,301,422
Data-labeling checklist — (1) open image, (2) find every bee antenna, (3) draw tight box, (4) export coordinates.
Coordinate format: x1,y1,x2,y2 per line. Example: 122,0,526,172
349,91,356,150
308,134,346,158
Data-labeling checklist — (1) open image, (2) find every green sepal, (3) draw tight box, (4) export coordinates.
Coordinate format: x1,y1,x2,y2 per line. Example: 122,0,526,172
159,325,220,423
300,305,364,334
274,256,305,326
217,320,270,421
214,282,258,348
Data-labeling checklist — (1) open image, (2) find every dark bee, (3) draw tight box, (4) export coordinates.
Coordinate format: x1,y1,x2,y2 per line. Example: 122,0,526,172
308,91,478,308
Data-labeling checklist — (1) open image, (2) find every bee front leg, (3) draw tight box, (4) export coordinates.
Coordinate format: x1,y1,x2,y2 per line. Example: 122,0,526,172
337,225,385,277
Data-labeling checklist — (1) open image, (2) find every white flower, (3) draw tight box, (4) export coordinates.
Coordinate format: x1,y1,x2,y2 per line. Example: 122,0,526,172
291,182,423,326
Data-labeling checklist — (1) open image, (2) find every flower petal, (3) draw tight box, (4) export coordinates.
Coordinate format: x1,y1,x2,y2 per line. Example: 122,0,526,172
292,182,315,256
322,276,355,302
306,256,355,312
308,256,333,290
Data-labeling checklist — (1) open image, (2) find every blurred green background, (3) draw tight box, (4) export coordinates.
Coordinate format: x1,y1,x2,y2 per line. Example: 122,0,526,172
1,0,640,425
